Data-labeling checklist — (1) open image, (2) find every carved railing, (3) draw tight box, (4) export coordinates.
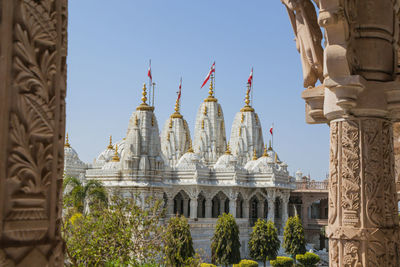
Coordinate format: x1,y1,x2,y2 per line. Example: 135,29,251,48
295,181,328,191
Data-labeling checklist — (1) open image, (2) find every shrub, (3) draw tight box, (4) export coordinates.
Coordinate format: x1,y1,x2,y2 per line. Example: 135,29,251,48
248,219,280,266
211,213,241,266
296,252,320,267
200,264,216,267
163,215,194,266
233,259,259,267
283,216,306,258
270,256,294,267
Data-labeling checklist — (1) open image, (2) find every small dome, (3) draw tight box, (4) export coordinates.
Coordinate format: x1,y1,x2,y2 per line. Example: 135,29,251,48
214,153,238,170
176,151,204,170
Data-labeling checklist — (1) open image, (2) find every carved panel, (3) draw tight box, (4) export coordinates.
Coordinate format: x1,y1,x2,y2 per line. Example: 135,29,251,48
0,0,66,265
328,121,338,225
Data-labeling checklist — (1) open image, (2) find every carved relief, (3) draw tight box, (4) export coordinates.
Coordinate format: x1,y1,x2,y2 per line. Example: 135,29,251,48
0,0,66,264
328,121,338,225
341,120,360,226
329,239,339,267
343,241,362,267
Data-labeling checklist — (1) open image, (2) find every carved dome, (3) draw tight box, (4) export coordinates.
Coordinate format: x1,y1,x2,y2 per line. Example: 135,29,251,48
229,89,264,166
160,100,191,167
64,135,87,178
214,147,238,170
193,81,226,166
176,151,205,170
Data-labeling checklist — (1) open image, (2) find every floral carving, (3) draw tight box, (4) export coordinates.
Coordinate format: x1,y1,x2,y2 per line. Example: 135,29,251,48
343,241,362,267
329,121,338,225
341,120,360,226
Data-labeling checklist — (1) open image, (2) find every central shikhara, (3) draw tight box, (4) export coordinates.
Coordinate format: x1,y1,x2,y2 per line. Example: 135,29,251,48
65,80,301,258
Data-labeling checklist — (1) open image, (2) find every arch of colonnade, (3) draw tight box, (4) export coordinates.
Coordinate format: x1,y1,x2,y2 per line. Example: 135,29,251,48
1,1,400,266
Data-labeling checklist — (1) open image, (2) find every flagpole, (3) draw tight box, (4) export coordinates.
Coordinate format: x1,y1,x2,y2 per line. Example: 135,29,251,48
272,123,274,150
148,59,152,105
251,67,253,107
213,62,216,97
152,82,155,107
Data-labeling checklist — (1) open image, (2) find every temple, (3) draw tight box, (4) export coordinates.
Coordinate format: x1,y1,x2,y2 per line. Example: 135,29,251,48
64,80,329,259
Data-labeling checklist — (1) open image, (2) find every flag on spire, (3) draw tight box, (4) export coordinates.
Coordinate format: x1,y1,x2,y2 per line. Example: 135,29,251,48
147,60,152,82
178,78,182,100
201,62,216,88
247,67,253,87
269,124,274,135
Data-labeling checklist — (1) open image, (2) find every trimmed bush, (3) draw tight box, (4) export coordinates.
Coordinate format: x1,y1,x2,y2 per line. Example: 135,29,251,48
233,259,259,267
211,213,241,266
200,264,217,267
270,256,294,267
296,252,320,267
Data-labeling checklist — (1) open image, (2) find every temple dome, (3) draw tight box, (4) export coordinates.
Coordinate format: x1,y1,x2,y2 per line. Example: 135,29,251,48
160,99,191,167
229,86,264,166
214,146,238,170
64,134,87,178
193,80,226,166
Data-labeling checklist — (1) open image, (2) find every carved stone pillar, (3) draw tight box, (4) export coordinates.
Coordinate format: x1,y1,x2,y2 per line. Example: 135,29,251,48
190,198,197,219
0,0,67,265
229,198,237,218
205,199,212,218
282,197,289,226
183,197,189,218
167,197,174,217
267,199,275,223
243,199,250,219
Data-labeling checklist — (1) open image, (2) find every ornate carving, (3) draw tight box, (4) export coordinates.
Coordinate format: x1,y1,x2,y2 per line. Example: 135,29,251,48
328,121,338,225
343,241,362,267
341,120,360,226
0,0,66,264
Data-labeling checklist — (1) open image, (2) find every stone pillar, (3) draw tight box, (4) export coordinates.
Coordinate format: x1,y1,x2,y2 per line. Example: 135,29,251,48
190,198,197,219
183,197,189,218
296,1,400,265
167,198,174,217
301,198,310,228
282,197,289,226
267,199,275,223
243,199,250,218
219,197,226,215
229,198,237,218
258,199,264,219
205,198,212,218
0,0,67,265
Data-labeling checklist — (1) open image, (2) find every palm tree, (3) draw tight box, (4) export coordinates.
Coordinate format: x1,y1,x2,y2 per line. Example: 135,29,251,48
63,176,108,213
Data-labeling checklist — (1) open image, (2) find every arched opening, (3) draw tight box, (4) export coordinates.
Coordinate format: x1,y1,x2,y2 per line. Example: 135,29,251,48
224,198,230,214
173,190,190,217
212,191,228,218
275,197,281,220
289,196,302,218
250,195,259,225
236,193,244,218
212,195,220,218
197,192,206,218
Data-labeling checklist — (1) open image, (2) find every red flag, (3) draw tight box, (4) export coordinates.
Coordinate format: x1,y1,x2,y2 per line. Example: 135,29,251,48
247,68,253,87
201,62,215,88
147,61,152,81
269,124,274,135
178,78,182,100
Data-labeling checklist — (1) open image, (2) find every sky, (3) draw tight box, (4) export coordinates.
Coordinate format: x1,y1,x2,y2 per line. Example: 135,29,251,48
66,0,330,180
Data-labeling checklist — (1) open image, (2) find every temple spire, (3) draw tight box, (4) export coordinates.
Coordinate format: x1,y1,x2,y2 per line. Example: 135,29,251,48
171,78,183,119
65,133,71,148
262,144,268,157
137,83,154,111
204,73,217,102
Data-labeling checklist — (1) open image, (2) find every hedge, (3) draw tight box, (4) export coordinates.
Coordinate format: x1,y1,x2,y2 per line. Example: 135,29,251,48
296,252,320,267
233,259,259,267
270,256,294,267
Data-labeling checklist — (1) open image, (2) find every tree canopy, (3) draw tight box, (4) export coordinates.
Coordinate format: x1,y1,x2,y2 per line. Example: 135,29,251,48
249,219,280,266
282,216,306,258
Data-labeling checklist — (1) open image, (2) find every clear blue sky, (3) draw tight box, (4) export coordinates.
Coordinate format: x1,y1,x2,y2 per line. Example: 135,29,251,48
66,0,330,179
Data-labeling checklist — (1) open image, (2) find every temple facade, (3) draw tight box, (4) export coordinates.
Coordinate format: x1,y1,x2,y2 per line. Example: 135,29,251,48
64,81,321,258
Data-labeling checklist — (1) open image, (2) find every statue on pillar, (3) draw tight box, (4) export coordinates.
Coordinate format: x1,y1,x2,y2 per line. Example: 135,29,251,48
281,0,324,88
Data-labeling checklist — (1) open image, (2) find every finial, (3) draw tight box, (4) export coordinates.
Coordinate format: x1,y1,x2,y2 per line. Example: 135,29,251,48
136,83,154,111
268,140,273,150
263,145,268,157
225,142,231,155
65,133,71,148
107,135,113,149
252,148,258,160
204,73,217,102
187,139,194,153
240,84,254,112
112,144,120,162
170,91,183,119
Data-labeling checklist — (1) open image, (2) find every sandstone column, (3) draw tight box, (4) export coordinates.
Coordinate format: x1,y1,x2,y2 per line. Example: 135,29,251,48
298,0,400,265
0,0,67,265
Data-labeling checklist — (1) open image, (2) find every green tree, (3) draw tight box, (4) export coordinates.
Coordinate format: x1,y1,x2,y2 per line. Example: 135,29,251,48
164,215,195,266
63,176,108,213
283,216,306,259
211,213,241,266
62,195,165,266
249,219,280,266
